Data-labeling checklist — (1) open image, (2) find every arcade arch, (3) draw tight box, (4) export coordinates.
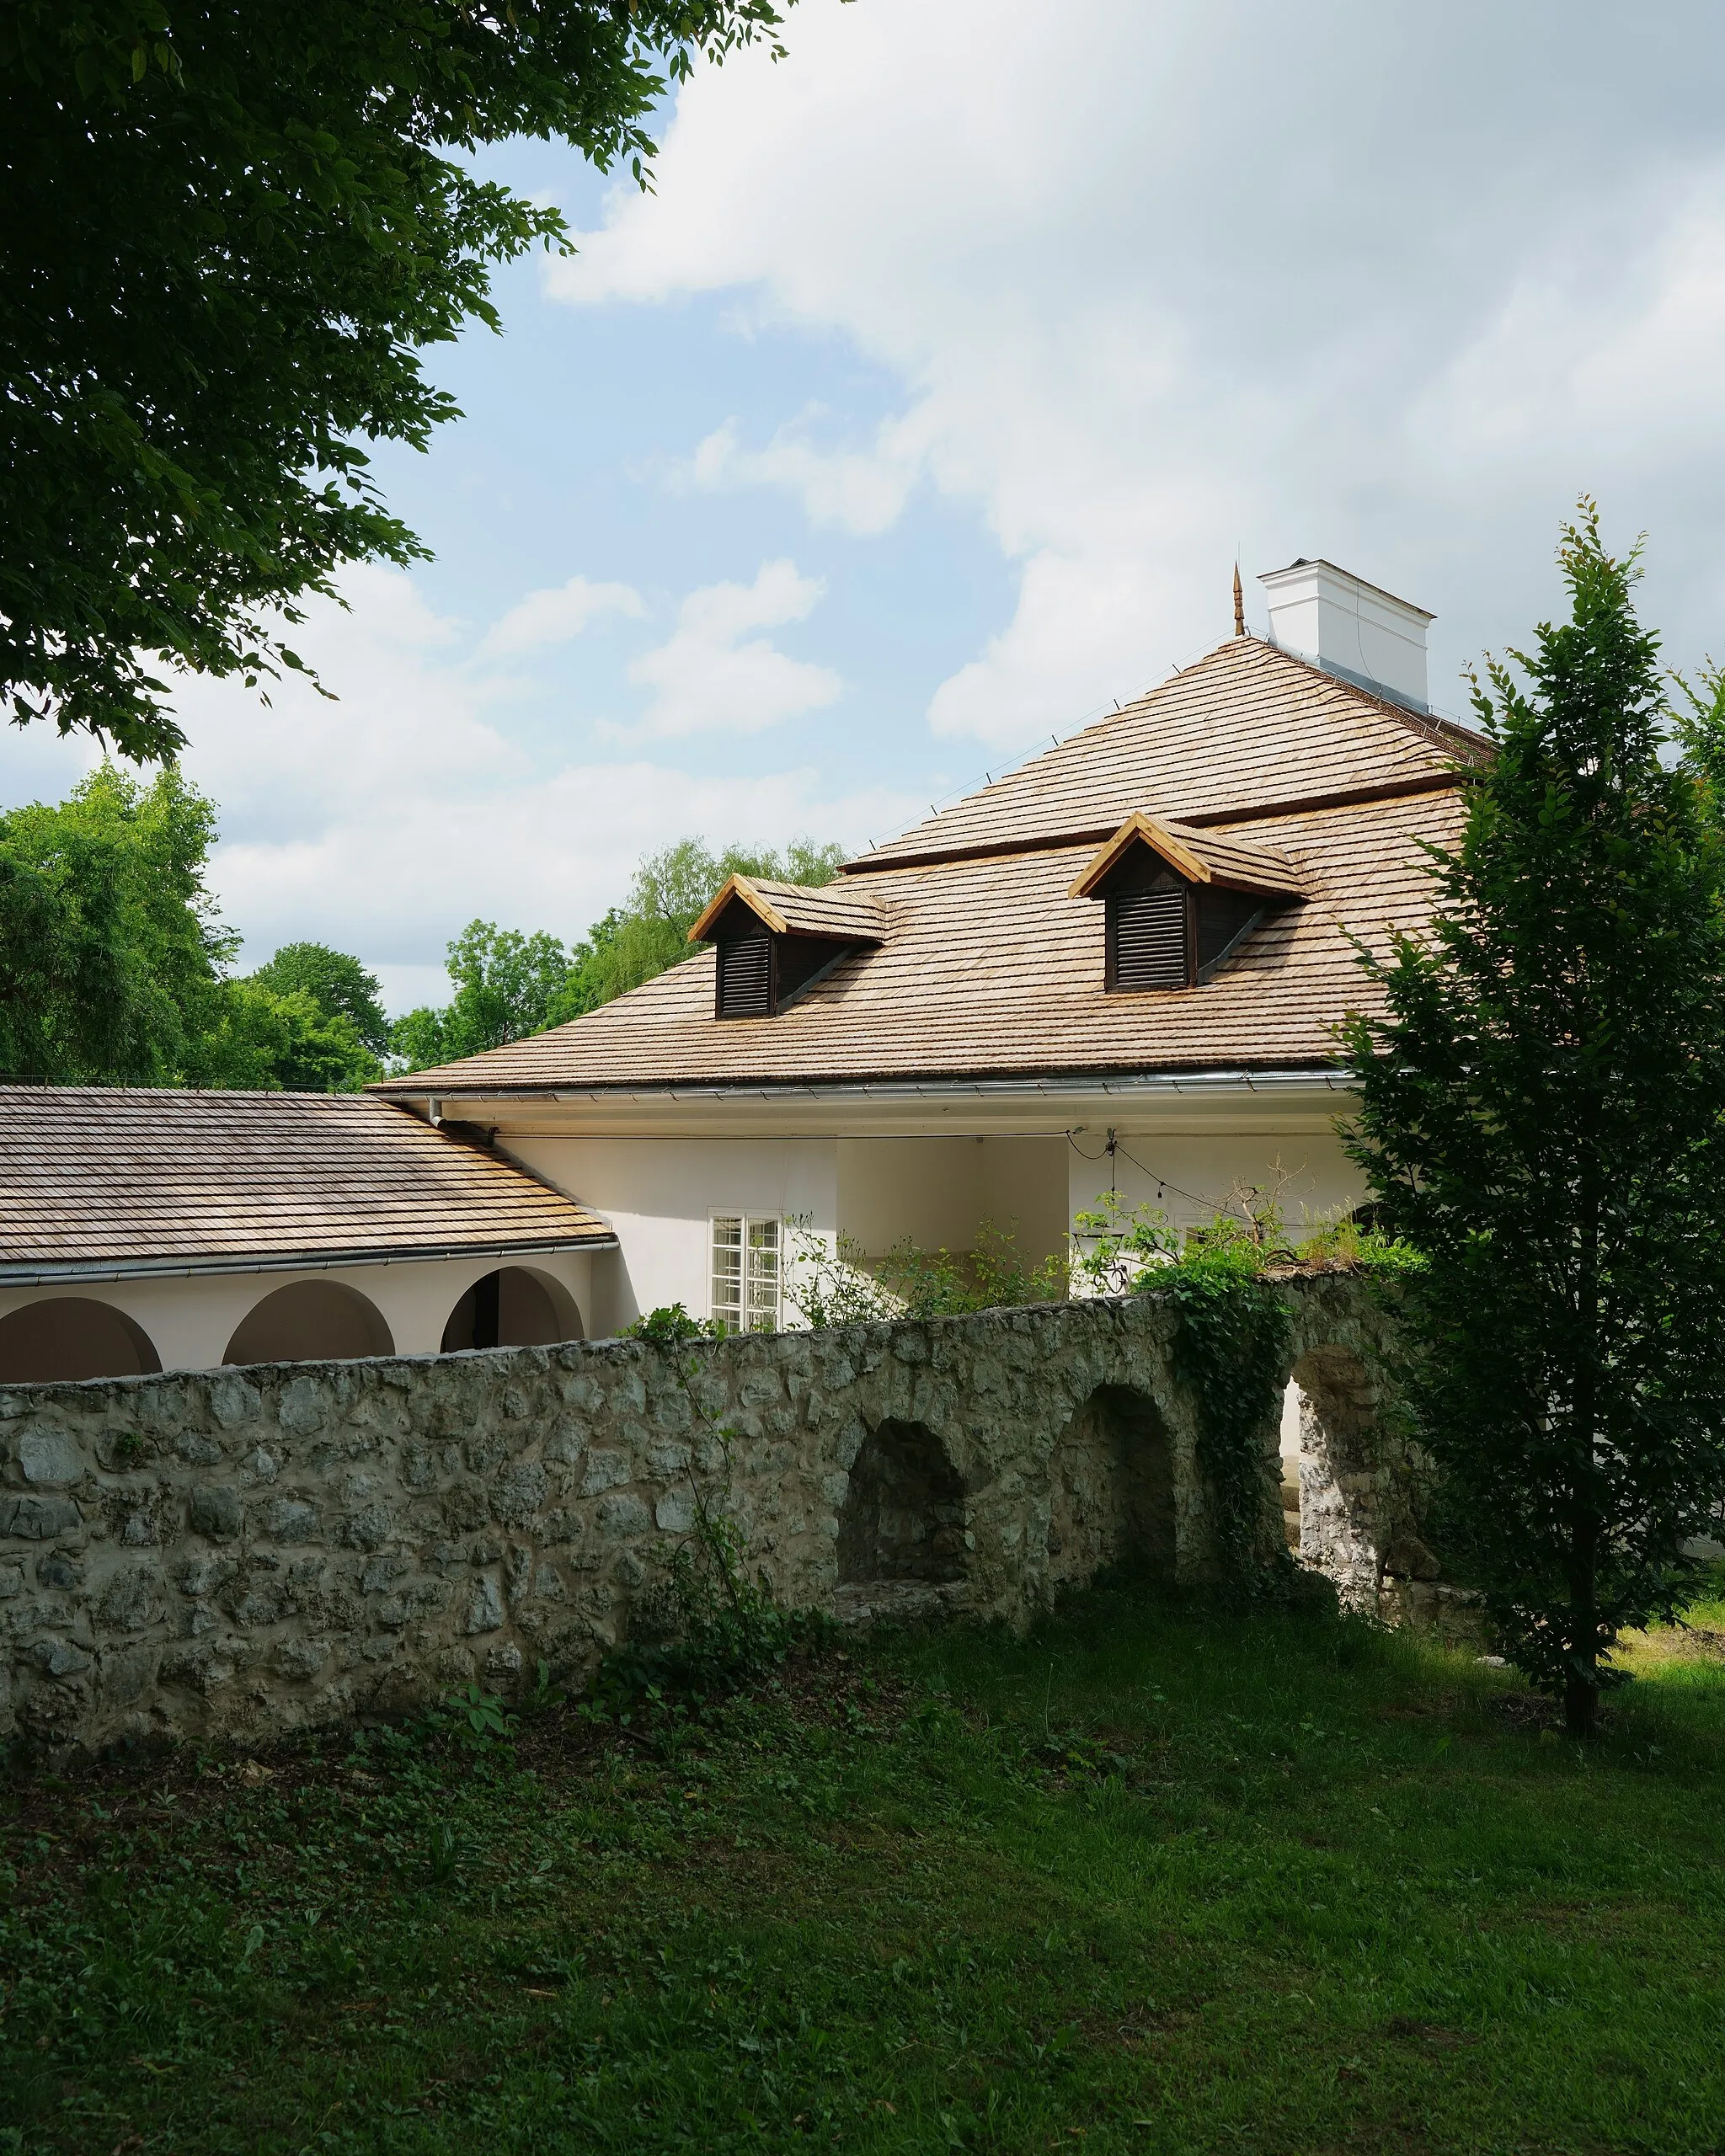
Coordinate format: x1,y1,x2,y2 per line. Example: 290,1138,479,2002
1045,1383,1175,1590
0,1297,163,1384
223,1280,393,1367
440,1266,583,1353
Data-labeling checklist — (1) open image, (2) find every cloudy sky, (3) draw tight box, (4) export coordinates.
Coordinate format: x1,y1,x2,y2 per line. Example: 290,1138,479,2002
10,0,1725,1012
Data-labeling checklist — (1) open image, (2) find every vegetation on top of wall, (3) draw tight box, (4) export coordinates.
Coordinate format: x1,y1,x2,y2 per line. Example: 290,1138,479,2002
785,1219,1069,1329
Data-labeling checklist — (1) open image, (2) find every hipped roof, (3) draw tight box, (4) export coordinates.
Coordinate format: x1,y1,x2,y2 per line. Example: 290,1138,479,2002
374,636,1483,1101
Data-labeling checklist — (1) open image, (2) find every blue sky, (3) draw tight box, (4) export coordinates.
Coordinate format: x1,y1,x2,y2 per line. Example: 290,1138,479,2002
10,1,1725,1015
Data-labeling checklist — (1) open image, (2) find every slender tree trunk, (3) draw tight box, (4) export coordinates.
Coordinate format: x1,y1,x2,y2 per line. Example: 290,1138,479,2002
1565,1510,1600,1739
1567,1140,1603,1742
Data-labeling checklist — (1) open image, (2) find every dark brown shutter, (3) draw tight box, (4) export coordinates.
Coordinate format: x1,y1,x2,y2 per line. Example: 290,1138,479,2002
717,935,772,1017
1108,887,1189,990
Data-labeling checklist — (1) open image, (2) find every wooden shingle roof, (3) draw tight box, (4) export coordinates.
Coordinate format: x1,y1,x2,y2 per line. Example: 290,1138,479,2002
382,789,1464,1095
1067,814,1310,899
0,1089,615,1280
376,634,1483,1102
851,636,1487,870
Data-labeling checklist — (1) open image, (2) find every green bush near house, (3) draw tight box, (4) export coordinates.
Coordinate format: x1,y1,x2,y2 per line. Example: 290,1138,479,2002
3,1581,1721,2154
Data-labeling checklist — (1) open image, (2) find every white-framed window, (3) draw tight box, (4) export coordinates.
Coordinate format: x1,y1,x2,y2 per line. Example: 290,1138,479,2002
710,1214,782,1333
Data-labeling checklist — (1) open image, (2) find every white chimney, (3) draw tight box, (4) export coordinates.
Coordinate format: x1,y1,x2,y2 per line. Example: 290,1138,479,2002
1257,558,1434,713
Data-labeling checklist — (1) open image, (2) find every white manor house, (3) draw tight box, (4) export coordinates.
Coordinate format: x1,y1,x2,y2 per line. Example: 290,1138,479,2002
0,559,1482,1387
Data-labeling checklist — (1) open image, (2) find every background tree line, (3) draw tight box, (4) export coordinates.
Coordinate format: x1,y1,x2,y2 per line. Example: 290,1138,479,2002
0,764,838,1089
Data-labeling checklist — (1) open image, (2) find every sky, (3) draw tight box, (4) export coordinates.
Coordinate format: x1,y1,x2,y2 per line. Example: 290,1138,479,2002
11,0,1725,1015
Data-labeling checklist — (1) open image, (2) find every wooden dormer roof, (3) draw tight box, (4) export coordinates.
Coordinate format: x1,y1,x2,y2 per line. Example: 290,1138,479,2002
1067,813,1310,900
688,874,888,946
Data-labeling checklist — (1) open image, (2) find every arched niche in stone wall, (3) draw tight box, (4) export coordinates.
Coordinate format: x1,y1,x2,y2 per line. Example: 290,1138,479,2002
1287,1343,1387,1610
0,1296,163,1384
440,1265,583,1353
1045,1384,1175,1593
836,1418,968,1588
223,1279,394,1367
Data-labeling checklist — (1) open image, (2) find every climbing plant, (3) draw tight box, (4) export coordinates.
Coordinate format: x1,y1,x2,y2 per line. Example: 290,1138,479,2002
1071,1198,1293,1575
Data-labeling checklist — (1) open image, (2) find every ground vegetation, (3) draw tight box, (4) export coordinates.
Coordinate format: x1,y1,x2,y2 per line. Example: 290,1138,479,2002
2,1582,1720,2153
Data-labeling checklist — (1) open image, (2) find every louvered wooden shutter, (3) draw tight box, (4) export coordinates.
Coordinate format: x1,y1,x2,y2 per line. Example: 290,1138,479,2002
1108,887,1189,990
717,935,772,1017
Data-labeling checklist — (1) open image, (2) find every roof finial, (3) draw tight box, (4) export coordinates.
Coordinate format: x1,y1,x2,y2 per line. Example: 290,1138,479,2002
1232,562,1246,638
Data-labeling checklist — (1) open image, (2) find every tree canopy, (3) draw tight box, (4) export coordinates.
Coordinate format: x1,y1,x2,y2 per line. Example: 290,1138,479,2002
247,942,390,1054
1343,508,1725,1737
1,0,792,760
0,766,381,1090
389,835,846,1070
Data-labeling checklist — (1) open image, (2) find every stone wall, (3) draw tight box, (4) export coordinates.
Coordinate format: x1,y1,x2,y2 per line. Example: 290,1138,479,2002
0,1277,1425,1758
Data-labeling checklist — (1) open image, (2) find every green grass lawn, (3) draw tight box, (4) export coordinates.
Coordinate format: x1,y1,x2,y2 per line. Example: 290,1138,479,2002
3,1582,1722,2155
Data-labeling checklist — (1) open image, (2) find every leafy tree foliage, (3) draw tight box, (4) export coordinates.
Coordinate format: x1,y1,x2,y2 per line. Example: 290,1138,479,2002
0,763,225,1081
246,942,390,1054
0,766,380,1089
1343,510,1725,1737
391,835,845,1069
2,0,792,759
389,921,573,1070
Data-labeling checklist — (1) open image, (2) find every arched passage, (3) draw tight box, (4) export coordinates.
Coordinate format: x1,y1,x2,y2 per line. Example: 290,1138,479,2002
224,1280,393,1367
1046,1384,1175,1591
440,1266,583,1353
1289,1345,1385,1609
0,1297,163,1384
836,1419,967,1587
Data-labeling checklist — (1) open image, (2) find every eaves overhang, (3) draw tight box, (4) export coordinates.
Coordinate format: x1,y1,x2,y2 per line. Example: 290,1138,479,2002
403,1066,1357,1111
0,1233,620,1291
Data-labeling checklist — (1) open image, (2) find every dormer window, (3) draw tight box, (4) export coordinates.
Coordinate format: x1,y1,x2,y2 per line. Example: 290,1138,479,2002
1070,813,1306,992
690,875,886,1019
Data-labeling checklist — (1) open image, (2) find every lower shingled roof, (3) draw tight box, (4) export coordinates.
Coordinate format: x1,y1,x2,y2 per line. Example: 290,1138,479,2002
0,1088,615,1280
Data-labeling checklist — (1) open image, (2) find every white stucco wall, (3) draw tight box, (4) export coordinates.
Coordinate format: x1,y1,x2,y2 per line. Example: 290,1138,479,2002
0,1249,595,1377
836,1135,1068,1265
505,1135,838,1335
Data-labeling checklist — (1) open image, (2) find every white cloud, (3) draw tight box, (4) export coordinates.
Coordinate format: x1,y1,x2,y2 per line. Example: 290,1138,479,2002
625,558,842,738
682,409,932,536
554,0,1725,748
147,568,902,1001
480,574,644,656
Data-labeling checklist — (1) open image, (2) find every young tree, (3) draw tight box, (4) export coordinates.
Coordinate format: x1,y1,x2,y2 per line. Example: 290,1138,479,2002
2,0,793,760
1343,509,1725,1737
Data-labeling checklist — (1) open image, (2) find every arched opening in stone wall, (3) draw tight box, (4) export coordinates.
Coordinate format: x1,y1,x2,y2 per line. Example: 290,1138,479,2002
440,1265,583,1353
1288,1345,1386,1609
0,1297,163,1383
836,1419,967,1587
1045,1384,1175,1591
224,1280,394,1367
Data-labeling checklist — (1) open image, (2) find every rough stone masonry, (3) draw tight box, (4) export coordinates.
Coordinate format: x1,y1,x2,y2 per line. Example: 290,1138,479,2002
0,1278,1441,1758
